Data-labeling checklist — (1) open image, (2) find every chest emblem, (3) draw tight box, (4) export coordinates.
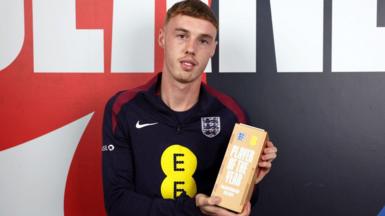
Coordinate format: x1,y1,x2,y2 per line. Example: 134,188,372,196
201,116,221,138
135,120,158,129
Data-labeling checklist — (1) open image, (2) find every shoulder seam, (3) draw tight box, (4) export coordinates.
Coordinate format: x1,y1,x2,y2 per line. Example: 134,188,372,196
111,76,157,132
204,83,247,123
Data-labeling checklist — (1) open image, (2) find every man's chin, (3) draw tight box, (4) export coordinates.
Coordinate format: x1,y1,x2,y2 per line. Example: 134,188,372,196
174,72,201,84
175,76,193,84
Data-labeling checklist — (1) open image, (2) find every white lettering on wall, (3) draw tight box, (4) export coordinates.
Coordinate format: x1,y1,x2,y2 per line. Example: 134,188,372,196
219,0,256,72
332,0,385,72
111,1,154,73
3,1,385,73
271,0,323,72
33,0,103,72
0,0,24,71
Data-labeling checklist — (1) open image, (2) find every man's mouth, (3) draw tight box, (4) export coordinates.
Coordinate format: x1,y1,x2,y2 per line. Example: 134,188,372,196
179,58,198,71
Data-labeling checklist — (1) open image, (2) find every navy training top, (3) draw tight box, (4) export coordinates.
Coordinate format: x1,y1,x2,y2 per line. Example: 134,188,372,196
102,73,257,215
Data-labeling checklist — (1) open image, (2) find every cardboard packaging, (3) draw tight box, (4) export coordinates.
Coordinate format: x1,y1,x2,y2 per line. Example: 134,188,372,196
211,123,268,213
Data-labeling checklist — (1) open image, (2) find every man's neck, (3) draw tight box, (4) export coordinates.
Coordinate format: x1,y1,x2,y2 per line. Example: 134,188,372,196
160,72,201,112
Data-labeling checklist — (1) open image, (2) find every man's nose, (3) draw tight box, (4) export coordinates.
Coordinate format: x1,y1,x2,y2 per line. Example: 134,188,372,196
185,39,196,56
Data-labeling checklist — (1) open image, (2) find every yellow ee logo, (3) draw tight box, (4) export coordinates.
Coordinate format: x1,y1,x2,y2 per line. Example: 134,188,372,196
160,144,197,199
250,136,258,146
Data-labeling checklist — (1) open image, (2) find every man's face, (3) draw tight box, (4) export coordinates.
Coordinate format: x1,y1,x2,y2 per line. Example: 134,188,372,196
159,15,217,84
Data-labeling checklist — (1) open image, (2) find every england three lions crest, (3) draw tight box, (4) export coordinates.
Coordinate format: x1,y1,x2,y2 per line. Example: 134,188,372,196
201,117,221,138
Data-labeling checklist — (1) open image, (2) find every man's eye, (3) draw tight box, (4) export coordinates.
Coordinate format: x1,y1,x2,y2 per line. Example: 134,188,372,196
177,34,186,39
200,39,209,45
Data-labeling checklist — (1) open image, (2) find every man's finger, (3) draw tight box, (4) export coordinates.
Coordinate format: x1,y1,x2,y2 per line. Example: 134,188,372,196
207,196,221,205
264,146,277,154
262,153,277,161
258,161,272,168
200,205,222,215
195,194,209,207
238,202,251,216
196,194,221,207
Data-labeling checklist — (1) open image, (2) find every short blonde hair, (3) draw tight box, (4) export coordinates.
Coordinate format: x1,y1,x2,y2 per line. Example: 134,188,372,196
165,0,218,31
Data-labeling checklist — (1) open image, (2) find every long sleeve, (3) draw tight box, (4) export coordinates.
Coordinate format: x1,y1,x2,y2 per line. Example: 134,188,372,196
102,95,203,216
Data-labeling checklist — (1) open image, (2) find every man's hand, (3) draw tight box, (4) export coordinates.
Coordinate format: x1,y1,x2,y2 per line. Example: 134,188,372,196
255,140,277,184
195,194,251,216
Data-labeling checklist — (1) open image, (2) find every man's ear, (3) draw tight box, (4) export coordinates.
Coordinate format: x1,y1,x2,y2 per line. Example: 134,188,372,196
158,28,165,48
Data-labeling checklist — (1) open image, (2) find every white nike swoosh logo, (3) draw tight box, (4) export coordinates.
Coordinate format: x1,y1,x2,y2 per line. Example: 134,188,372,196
136,121,158,129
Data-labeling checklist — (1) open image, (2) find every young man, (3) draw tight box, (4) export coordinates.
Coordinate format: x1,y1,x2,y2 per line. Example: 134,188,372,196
102,1,277,215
